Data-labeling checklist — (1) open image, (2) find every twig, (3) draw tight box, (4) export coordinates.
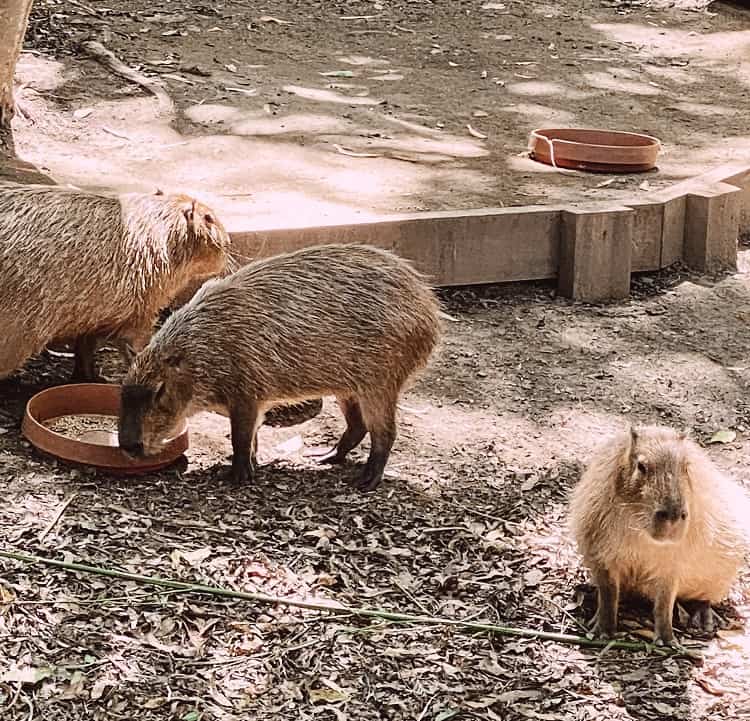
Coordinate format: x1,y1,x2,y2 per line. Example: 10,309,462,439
101,126,133,141
79,40,174,115
68,0,100,16
0,549,699,658
38,494,78,543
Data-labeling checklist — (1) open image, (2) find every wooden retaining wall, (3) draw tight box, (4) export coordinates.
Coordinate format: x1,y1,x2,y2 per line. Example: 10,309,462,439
229,162,750,302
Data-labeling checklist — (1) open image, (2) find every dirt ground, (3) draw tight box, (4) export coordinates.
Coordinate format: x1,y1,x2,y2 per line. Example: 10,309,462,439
4,1,750,720
2,259,750,720
10,0,750,229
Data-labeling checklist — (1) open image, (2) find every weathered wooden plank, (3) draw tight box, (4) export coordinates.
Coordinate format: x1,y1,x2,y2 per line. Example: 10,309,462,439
684,182,741,273
230,206,563,287
558,205,634,301
628,200,663,272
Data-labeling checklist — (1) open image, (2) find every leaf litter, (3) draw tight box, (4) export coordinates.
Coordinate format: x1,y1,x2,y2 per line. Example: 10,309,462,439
3,263,750,719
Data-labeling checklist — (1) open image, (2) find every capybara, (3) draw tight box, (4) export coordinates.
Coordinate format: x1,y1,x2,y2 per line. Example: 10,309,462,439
0,182,230,382
118,243,442,491
570,425,749,646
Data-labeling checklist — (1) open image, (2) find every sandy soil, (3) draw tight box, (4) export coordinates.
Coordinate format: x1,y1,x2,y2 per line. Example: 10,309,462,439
11,0,750,230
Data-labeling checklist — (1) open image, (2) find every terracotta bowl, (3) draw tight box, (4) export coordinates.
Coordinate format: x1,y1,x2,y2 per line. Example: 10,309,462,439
528,128,661,173
22,383,188,474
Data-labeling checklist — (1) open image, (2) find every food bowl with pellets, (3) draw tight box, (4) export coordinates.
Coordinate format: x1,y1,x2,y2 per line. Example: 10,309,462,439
22,383,188,474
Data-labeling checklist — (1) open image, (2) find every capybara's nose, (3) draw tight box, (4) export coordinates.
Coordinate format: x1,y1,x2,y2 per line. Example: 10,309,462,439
120,440,145,458
655,504,686,524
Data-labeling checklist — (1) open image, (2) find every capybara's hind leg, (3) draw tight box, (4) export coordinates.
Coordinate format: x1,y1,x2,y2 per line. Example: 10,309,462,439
265,398,323,428
319,396,367,465
688,599,716,635
354,394,397,492
70,335,105,383
0,341,32,380
229,400,261,486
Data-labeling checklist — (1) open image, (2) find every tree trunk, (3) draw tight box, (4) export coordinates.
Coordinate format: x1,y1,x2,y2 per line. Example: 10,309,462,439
0,0,34,157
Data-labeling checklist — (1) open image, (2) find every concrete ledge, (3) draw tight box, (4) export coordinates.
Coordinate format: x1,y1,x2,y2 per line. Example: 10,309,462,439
225,161,750,301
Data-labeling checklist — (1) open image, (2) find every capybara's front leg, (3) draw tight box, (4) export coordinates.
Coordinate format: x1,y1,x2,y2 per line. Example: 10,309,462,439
71,335,105,383
653,579,678,646
229,401,260,486
591,566,620,639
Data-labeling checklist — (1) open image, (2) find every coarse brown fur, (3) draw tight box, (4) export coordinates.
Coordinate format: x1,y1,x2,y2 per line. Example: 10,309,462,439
569,425,750,646
0,182,230,381
119,243,442,491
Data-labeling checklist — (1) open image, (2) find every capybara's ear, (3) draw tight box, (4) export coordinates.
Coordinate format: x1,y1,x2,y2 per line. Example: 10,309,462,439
182,198,196,225
624,424,639,470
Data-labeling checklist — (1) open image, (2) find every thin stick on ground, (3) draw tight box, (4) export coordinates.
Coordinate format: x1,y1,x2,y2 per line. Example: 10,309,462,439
38,494,78,543
0,549,700,658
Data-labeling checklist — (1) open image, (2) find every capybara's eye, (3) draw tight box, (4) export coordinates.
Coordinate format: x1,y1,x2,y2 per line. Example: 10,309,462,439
637,461,647,475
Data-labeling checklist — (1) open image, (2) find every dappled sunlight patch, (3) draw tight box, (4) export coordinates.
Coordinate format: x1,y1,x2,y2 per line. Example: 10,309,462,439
336,55,391,67
658,135,750,177
506,154,574,175
592,23,750,61
183,103,244,125
643,63,705,86
505,80,593,100
16,53,68,93
283,84,383,106
583,70,661,96
495,101,577,126
670,101,739,118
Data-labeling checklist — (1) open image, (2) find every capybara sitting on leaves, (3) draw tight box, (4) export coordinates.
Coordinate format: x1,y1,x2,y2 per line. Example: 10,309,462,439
570,425,749,646
118,244,442,491
0,182,230,382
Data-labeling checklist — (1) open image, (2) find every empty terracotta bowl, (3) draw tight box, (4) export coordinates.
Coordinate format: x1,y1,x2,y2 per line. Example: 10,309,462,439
22,383,189,474
528,128,661,173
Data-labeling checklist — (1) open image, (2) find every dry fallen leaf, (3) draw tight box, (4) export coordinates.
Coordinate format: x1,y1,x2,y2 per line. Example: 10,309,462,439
182,547,212,566
332,143,381,158
467,123,488,139
258,15,292,24
523,568,544,587
708,429,736,444
309,688,350,704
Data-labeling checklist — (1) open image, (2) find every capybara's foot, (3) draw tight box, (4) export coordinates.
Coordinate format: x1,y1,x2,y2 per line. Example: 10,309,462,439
264,399,323,427
351,466,384,492
590,618,615,640
228,456,255,486
654,627,676,648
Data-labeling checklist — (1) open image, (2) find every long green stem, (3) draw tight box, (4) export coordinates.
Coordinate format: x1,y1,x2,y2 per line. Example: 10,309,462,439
0,549,696,657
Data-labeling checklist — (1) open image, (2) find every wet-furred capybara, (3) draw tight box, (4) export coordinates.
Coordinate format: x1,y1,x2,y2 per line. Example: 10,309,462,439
0,182,230,381
118,243,442,491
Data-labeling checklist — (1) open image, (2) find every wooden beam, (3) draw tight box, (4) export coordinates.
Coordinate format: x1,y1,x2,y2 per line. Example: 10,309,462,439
230,206,563,287
558,205,634,302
